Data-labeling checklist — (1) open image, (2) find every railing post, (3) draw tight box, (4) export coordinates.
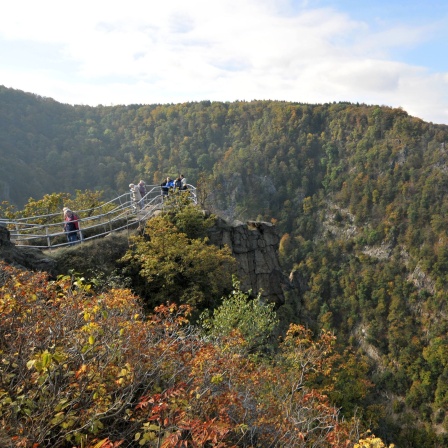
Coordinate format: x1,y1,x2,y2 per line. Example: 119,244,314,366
78,222,83,243
46,225,52,250
14,223,18,244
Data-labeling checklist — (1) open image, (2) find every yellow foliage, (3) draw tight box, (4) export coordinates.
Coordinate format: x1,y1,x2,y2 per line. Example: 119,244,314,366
355,434,394,448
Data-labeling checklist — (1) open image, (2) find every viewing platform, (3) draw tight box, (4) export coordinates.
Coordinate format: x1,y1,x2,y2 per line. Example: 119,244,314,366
0,184,197,250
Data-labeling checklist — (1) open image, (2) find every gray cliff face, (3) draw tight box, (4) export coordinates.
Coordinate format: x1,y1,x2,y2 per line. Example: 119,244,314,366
207,217,293,307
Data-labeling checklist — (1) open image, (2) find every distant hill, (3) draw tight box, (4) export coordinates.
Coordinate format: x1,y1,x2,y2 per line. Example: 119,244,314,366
2,85,448,446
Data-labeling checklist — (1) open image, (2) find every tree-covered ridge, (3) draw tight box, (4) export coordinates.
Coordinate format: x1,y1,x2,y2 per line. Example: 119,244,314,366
2,90,447,256
1,88,446,217
2,85,448,445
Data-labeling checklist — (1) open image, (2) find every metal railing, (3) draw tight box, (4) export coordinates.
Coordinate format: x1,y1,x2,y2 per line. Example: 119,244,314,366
1,185,197,250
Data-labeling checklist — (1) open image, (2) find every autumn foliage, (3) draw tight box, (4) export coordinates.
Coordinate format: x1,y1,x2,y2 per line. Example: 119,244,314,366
0,261,384,447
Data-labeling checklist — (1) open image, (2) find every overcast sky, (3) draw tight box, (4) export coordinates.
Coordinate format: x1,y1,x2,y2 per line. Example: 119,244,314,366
1,0,448,124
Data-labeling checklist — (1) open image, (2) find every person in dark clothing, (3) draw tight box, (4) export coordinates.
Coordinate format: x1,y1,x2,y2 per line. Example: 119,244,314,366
174,176,182,190
161,179,169,197
63,207,80,246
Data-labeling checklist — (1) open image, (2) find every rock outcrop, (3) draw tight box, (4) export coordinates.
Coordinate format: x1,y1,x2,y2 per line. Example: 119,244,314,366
207,217,295,307
0,223,10,246
0,217,296,307
0,222,56,272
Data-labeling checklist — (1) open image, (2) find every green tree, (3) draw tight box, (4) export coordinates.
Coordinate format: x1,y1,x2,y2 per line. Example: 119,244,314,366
22,192,71,223
121,214,236,312
200,276,278,355
161,192,215,239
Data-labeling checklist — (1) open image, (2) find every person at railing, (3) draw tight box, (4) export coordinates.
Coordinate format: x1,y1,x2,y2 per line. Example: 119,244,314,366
166,177,175,189
138,180,146,206
161,177,174,198
174,176,183,190
160,179,168,198
63,207,80,246
129,183,143,210
180,174,188,190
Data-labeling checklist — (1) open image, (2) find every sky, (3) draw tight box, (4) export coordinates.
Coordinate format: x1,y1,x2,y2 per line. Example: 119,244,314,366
1,0,448,124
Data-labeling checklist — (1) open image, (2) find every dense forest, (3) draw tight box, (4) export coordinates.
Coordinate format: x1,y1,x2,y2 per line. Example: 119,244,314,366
1,85,448,447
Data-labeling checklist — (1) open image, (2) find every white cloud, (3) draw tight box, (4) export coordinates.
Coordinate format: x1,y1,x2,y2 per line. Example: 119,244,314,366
1,0,447,123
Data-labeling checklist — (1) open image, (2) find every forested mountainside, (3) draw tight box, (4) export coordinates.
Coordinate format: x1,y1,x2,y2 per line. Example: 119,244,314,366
2,85,448,446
